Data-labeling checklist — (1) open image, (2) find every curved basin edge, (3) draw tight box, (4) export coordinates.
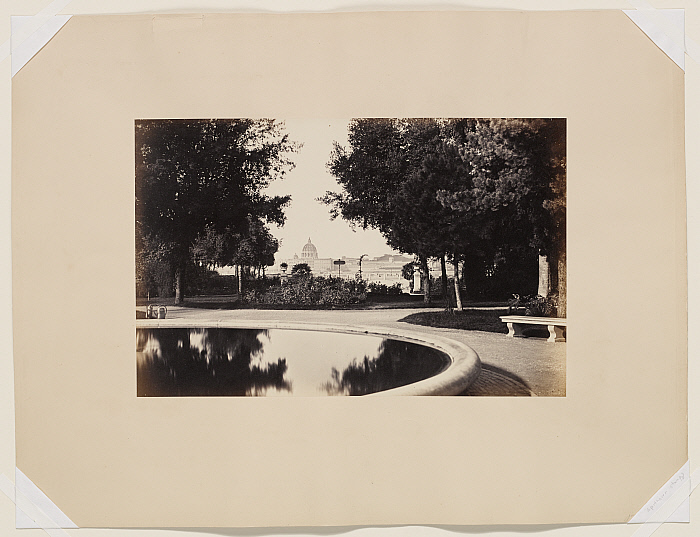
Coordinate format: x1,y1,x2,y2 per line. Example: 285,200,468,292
135,319,482,396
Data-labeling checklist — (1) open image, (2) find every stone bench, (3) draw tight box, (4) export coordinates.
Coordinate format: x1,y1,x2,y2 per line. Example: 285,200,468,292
499,315,567,342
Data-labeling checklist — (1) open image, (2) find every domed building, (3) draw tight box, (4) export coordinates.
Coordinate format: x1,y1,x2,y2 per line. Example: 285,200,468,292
273,238,333,276
270,237,426,292
218,235,445,292
300,238,319,259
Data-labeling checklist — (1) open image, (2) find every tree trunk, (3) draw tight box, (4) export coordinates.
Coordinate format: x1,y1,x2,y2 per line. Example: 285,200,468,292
440,255,451,309
537,254,551,297
174,267,184,305
557,249,566,317
453,256,463,311
420,257,431,304
238,265,243,295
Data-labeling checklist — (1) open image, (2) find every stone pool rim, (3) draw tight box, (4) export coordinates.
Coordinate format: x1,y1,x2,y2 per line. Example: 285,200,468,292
135,319,482,396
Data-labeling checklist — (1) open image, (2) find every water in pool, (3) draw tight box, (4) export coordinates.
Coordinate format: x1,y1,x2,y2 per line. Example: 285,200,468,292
137,328,450,396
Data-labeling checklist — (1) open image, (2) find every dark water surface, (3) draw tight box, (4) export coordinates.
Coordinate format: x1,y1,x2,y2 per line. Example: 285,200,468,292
137,328,450,396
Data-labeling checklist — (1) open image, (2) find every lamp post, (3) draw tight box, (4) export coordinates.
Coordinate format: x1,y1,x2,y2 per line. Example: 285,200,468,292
333,259,346,278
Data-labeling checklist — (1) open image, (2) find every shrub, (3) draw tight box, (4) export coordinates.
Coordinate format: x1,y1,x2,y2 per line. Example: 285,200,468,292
508,293,559,317
185,268,238,295
291,263,312,276
245,275,367,306
387,282,403,295
368,282,405,295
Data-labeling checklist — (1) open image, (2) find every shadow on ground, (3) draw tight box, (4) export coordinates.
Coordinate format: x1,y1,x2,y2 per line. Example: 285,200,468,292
461,363,534,396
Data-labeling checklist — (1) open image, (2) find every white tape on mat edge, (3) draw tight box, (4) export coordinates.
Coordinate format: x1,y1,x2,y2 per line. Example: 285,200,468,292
0,473,75,535
626,0,700,66
632,465,700,536
629,461,690,523
11,14,72,77
14,467,77,529
623,8,685,71
0,0,73,67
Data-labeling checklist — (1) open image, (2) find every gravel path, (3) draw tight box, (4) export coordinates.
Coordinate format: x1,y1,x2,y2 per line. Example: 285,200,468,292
138,306,566,396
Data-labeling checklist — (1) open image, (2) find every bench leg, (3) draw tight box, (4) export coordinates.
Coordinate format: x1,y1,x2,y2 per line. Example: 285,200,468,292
506,322,526,338
548,325,565,342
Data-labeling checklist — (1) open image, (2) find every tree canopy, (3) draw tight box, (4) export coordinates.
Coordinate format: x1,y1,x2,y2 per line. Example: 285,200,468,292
322,119,453,301
291,263,312,276
135,119,299,302
438,118,565,257
438,118,566,309
322,118,566,309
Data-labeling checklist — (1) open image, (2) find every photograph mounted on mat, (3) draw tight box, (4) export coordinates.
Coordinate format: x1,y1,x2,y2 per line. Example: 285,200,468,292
134,117,566,397
10,10,685,527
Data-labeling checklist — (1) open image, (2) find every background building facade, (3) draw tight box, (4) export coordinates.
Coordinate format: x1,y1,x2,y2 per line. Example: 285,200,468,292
270,238,447,292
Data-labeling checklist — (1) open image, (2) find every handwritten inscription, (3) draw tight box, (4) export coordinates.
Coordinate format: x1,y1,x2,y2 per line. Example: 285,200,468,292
645,472,686,514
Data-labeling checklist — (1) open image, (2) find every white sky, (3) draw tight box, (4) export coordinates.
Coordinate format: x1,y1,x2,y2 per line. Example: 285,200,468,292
264,119,401,261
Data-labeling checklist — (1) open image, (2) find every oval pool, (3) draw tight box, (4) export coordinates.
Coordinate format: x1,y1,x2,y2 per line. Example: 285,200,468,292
136,322,481,397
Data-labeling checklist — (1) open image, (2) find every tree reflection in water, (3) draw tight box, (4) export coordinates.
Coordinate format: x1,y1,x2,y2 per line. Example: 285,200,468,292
321,339,450,395
137,328,292,396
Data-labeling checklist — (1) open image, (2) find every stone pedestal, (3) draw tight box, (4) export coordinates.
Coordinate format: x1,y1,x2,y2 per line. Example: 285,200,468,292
412,270,423,294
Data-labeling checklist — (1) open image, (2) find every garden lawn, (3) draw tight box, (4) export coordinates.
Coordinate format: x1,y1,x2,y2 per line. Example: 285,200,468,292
398,309,509,334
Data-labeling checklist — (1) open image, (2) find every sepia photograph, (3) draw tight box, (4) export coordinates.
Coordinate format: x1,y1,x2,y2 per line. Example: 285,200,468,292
135,118,566,397
10,9,688,528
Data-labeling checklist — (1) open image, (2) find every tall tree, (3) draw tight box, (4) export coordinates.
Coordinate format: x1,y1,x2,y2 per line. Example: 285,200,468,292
323,119,456,303
407,135,479,307
135,119,299,303
437,118,566,312
230,216,280,291
322,119,406,234
324,118,565,310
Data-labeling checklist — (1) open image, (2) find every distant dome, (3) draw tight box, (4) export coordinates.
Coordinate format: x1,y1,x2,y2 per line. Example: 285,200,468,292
301,238,318,259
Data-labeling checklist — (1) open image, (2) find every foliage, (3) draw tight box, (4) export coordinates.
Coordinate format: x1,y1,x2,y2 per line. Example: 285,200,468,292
228,216,280,272
401,261,420,293
135,232,176,297
189,224,228,269
137,328,291,396
525,295,558,317
321,339,449,396
322,119,455,302
437,118,566,256
367,282,403,295
291,263,312,276
137,260,245,298
244,275,367,306
135,119,299,302
507,293,559,317
460,246,539,301
184,269,239,296
322,118,566,307
244,275,281,293
320,119,463,301
401,261,418,281
437,118,566,309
